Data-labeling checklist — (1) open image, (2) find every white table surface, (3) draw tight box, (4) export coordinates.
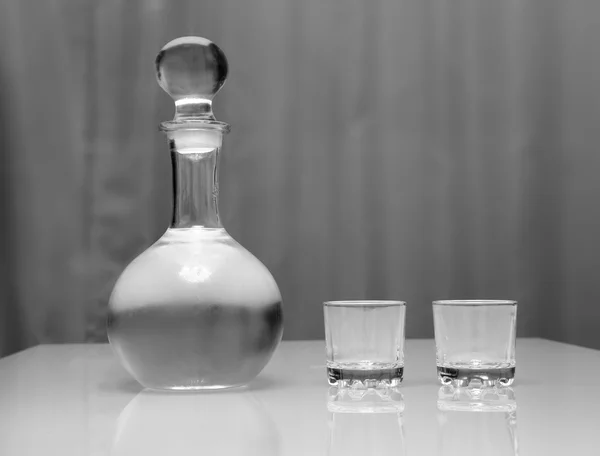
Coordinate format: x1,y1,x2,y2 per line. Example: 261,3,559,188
0,339,598,455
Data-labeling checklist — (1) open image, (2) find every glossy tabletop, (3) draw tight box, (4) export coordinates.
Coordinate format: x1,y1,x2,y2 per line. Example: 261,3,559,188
0,339,598,455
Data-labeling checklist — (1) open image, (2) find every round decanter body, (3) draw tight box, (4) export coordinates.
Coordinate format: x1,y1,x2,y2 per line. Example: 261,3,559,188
108,228,283,390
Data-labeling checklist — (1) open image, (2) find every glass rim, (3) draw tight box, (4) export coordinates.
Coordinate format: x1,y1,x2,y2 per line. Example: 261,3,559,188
432,299,517,306
323,300,406,307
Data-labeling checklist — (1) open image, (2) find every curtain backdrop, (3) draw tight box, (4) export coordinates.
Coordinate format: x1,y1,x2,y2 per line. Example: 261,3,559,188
1,0,599,356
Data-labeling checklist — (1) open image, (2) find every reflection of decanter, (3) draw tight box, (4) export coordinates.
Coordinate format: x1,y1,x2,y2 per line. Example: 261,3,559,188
437,386,519,456
327,388,406,456
107,37,283,390
111,390,280,456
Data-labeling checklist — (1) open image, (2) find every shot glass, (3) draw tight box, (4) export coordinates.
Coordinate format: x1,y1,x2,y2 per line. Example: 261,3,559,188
324,300,406,388
432,300,517,388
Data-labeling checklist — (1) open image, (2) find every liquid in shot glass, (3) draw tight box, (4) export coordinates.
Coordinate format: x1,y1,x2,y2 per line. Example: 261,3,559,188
433,300,517,388
324,301,406,388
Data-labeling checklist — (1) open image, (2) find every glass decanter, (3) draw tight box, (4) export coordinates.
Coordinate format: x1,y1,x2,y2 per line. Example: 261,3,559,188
107,37,283,391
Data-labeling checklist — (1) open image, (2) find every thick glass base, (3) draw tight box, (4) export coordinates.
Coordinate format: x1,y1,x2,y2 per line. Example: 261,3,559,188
437,366,515,388
327,364,404,388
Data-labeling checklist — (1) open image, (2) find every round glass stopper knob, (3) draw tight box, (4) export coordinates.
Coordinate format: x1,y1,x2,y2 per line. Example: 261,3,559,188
155,36,228,120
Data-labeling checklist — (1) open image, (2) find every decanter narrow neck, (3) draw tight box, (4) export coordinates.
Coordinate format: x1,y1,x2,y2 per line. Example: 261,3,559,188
168,130,223,229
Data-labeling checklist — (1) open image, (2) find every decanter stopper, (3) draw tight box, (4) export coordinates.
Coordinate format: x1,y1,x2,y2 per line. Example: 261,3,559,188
156,36,228,122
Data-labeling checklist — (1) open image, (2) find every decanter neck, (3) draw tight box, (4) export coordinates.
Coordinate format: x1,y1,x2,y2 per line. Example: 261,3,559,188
168,130,223,229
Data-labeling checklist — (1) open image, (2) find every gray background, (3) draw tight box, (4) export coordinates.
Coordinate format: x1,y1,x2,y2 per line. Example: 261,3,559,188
1,0,599,356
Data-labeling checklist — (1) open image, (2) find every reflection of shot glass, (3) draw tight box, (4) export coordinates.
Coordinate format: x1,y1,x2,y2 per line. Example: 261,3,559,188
437,386,519,456
324,301,406,387
437,385,517,413
327,387,406,456
433,300,517,387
